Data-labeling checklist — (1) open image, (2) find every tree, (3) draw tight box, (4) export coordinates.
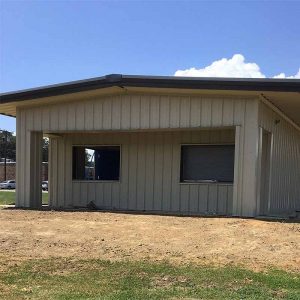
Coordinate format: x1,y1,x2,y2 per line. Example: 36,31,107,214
0,133,49,162
85,149,94,167
42,138,49,162
0,131,16,161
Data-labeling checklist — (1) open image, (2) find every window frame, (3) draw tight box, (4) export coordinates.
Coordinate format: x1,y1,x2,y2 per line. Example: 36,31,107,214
72,144,122,183
179,143,235,185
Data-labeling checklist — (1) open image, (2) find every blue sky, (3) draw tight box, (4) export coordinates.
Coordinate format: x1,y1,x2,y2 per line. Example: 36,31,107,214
1,1,299,131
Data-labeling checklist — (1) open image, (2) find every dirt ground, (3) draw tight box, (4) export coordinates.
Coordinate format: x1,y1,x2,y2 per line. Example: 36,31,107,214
0,209,299,272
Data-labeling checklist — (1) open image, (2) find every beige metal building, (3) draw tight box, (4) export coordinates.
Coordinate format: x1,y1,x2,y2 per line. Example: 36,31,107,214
0,75,299,217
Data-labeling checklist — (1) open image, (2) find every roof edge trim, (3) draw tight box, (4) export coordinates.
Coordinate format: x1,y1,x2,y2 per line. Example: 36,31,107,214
1,74,300,104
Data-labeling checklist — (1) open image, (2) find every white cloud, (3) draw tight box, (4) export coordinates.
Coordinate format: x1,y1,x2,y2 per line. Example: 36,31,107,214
273,73,286,79
174,54,300,79
273,68,300,79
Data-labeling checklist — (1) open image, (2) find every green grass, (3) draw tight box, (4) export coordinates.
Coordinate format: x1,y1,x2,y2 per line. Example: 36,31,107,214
0,190,48,205
0,258,299,300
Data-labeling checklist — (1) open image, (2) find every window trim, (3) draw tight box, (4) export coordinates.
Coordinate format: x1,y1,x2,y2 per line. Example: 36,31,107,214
179,143,235,185
72,144,122,183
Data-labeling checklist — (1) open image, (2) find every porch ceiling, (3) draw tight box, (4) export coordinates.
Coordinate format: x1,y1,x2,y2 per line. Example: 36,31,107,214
260,91,300,127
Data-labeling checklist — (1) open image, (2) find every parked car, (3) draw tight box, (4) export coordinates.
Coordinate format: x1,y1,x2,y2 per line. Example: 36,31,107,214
42,181,48,191
0,180,16,189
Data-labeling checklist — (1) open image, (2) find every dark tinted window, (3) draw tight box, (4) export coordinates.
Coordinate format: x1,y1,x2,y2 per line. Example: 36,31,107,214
73,146,120,181
180,145,234,183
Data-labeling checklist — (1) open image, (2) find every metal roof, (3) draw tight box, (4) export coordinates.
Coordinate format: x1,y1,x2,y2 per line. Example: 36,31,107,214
1,74,300,103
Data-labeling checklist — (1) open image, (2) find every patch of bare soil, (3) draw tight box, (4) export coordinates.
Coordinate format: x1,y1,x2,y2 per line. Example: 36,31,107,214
0,210,299,272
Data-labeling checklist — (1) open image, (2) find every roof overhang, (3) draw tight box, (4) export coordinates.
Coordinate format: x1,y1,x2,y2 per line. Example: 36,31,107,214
1,74,300,125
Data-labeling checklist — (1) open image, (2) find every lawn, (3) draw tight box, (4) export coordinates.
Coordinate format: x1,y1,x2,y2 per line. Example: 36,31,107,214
0,190,48,205
0,258,299,300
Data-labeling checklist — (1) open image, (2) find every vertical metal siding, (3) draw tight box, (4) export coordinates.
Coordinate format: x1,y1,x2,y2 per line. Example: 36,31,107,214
16,93,260,216
48,130,234,215
259,102,300,215
15,108,43,208
20,94,252,132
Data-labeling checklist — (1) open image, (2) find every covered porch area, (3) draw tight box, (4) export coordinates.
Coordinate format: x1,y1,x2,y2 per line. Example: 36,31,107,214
15,126,259,217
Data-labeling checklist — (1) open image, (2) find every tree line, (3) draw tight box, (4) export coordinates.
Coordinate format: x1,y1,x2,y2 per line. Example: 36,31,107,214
0,131,49,162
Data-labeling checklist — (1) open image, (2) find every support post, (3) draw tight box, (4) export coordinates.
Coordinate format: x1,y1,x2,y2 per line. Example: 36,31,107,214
16,130,43,208
232,100,260,217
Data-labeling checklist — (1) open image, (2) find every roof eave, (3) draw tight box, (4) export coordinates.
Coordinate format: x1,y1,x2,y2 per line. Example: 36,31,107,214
1,74,300,104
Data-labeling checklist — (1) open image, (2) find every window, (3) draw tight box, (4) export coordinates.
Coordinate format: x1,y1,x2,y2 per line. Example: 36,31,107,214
72,146,120,181
180,145,235,183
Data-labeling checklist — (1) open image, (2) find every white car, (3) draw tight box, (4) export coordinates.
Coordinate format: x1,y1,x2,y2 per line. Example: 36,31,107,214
42,181,48,191
0,180,16,189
